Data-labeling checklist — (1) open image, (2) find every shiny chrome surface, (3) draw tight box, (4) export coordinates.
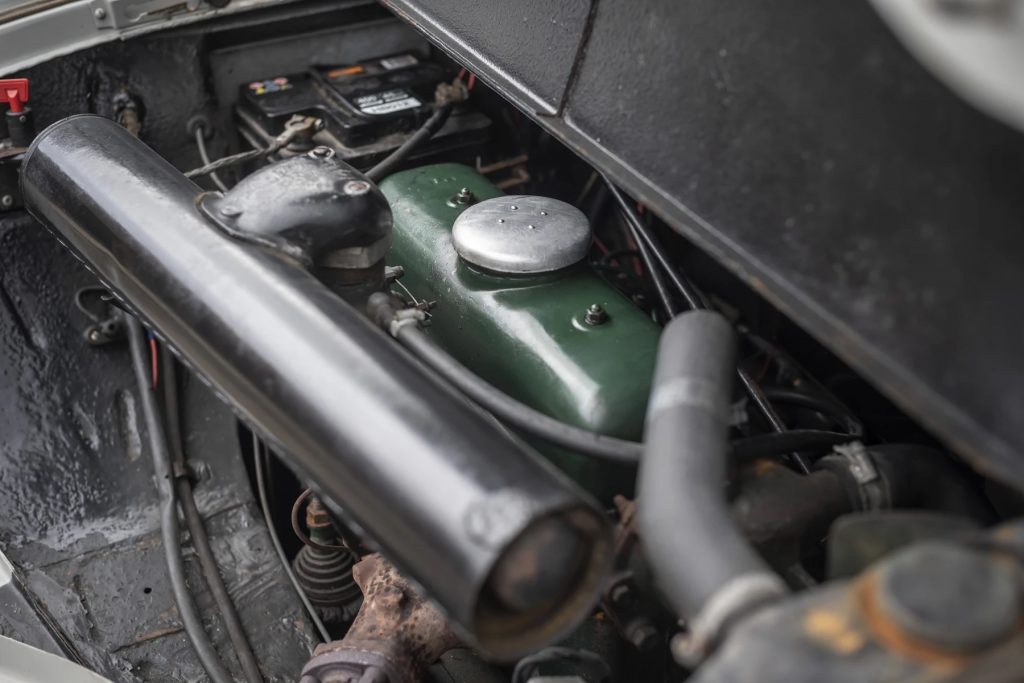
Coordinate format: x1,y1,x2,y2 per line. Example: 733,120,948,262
452,195,591,274
20,115,612,659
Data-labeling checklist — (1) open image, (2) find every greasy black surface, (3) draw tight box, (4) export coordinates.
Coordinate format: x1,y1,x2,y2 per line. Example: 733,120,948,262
203,153,391,267
382,0,1024,490
0,214,316,680
20,36,211,172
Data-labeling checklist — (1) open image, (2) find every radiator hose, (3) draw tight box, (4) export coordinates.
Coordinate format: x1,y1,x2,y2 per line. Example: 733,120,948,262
637,310,787,657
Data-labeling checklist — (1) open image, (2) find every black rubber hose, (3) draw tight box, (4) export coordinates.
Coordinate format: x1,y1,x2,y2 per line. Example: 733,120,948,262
638,310,786,646
365,104,452,181
390,319,644,464
126,317,235,683
867,444,996,523
760,386,864,438
731,430,855,464
161,351,264,683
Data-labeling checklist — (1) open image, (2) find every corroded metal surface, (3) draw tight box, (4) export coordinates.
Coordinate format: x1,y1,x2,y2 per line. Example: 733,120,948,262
300,554,459,683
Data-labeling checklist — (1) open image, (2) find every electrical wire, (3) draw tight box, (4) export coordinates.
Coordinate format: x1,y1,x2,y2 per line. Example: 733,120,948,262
626,215,679,319
161,350,265,683
393,322,644,464
736,368,811,473
600,172,812,473
602,173,704,310
252,434,331,643
761,386,865,438
126,317,236,683
186,146,272,180
364,104,453,181
148,332,159,389
290,489,350,554
186,116,318,180
194,127,229,192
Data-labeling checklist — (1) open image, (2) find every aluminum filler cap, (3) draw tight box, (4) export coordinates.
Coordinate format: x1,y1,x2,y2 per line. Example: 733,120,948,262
452,195,591,274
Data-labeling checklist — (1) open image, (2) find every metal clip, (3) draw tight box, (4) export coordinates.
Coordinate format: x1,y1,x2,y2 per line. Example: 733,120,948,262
91,0,195,29
833,441,889,510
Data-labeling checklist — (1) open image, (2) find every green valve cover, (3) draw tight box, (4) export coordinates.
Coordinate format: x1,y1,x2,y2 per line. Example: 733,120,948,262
380,163,658,501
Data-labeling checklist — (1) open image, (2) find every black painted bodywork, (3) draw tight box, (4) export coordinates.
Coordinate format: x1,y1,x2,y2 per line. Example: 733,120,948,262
381,0,1024,491
0,214,316,680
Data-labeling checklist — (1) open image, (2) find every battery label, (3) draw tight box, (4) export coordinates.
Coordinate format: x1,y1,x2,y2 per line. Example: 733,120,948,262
248,76,292,96
380,54,418,70
353,89,421,115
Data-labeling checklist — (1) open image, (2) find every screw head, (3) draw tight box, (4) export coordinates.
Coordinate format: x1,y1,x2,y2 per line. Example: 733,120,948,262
219,204,242,218
584,303,608,326
93,6,107,19
0,194,13,209
87,328,102,344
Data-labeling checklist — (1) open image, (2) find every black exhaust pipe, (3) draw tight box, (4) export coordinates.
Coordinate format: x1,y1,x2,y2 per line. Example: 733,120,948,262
21,115,611,659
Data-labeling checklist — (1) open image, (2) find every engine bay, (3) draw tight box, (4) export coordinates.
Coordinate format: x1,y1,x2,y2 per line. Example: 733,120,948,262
1,2,1023,682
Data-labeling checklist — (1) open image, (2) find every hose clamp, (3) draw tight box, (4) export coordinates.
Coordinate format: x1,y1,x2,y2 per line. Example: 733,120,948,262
672,572,787,666
832,441,889,510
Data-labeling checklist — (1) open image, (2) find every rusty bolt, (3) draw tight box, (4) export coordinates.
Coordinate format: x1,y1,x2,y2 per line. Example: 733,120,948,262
306,495,333,531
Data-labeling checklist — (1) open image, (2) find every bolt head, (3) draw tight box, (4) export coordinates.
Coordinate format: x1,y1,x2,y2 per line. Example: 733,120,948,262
584,303,608,326
343,180,370,196
93,6,106,19
219,204,242,218
0,194,13,209
309,146,334,160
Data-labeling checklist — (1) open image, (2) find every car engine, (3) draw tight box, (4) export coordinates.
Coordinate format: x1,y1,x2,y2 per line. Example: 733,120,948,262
1,2,1023,682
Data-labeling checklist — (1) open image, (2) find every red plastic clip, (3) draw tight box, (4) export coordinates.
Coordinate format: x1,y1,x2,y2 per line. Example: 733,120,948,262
0,78,30,113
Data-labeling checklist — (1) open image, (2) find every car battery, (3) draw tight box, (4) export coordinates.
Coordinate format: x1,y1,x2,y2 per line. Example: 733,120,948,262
235,53,490,169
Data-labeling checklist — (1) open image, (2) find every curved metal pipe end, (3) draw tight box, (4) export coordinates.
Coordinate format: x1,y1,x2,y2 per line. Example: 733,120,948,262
472,505,613,660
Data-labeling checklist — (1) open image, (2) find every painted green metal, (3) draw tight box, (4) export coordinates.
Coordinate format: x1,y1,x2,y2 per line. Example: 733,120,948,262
380,163,659,500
